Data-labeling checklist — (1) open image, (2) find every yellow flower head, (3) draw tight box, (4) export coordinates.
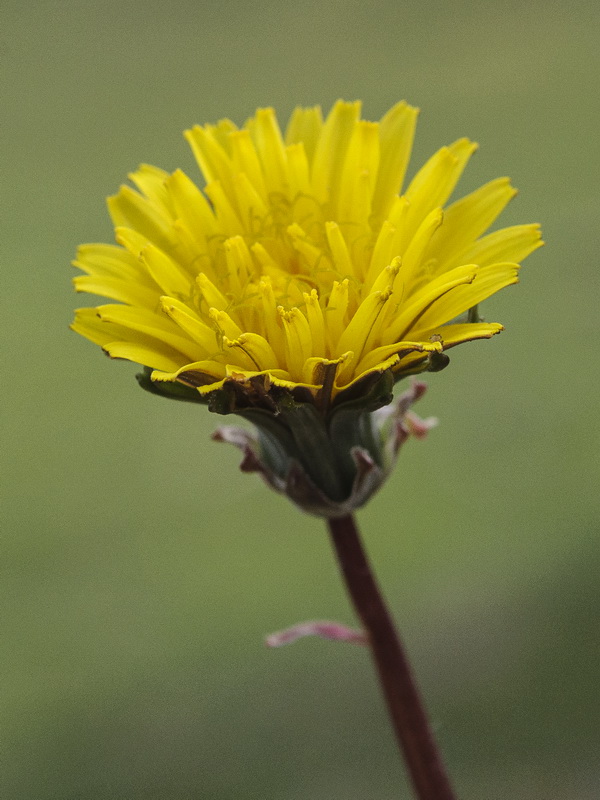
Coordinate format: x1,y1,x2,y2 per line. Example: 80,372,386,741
72,100,542,408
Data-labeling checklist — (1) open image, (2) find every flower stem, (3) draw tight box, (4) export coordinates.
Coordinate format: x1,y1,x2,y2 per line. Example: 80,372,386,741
327,514,456,800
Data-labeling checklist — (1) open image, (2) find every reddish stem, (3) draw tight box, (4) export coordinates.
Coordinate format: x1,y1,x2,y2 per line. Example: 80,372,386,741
328,514,456,800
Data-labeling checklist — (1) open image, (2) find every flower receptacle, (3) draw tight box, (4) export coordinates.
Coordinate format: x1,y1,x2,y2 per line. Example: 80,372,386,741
212,374,436,518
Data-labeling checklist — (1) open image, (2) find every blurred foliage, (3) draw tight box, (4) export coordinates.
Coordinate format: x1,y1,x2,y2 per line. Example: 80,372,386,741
2,0,599,797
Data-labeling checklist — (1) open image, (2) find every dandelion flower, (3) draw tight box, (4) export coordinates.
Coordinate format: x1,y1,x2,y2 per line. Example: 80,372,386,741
72,100,542,407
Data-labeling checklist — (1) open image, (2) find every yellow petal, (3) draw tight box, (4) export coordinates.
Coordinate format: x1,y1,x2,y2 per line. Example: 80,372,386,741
354,339,442,377
140,243,192,297
72,308,191,370
372,101,419,220
278,306,312,380
73,243,152,285
250,107,289,197
210,118,238,151
284,105,323,163
324,279,349,351
338,352,405,391
224,235,255,295
224,332,279,371
337,289,391,362
103,341,183,373
451,223,544,269
336,289,392,384
287,223,331,273
410,321,504,348
258,278,286,363
325,222,353,276
335,120,379,224
115,226,152,257
184,124,236,198
128,164,172,216
160,297,218,354
369,257,401,294
209,308,244,340
73,275,159,309
426,178,518,271
107,185,175,254
403,138,478,240
399,207,444,289
71,307,119,347
152,359,227,387
165,169,219,240
286,142,311,198
96,304,200,361
414,263,519,331
233,172,269,229
229,129,267,200
311,100,361,204
196,272,230,312
203,181,244,235
303,289,326,357
384,265,477,342
364,195,411,285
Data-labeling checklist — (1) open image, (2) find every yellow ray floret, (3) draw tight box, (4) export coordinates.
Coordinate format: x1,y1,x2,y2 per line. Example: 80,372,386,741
72,100,543,401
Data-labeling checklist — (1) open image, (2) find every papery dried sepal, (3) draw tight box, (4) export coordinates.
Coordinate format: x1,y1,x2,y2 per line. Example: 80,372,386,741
265,621,368,648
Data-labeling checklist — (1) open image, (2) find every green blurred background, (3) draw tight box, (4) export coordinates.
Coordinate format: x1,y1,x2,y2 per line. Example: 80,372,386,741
3,0,599,797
